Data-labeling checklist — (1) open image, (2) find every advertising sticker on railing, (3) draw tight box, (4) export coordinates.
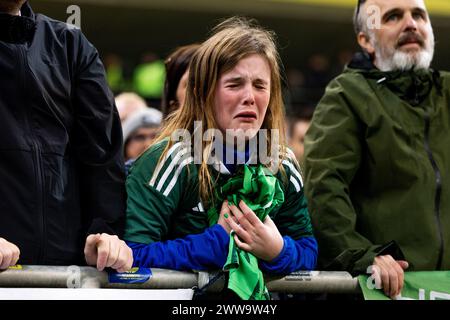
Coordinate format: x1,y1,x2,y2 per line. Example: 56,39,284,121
108,267,152,284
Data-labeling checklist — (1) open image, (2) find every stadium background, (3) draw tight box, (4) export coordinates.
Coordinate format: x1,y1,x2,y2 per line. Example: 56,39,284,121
33,0,450,111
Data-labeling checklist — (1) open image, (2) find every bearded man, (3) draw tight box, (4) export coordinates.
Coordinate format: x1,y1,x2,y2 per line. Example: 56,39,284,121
304,0,450,299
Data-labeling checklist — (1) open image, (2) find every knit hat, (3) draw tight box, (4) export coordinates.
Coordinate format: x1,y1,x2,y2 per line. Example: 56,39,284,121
122,108,163,142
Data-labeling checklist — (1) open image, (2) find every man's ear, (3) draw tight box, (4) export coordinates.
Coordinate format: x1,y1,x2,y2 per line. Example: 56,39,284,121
357,32,375,55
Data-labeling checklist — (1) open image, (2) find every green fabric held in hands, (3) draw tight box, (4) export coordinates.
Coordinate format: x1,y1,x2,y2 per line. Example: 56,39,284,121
207,165,285,300
207,165,284,225
225,232,270,300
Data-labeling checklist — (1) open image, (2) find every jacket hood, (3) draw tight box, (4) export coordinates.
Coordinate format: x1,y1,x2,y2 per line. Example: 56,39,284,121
345,52,443,106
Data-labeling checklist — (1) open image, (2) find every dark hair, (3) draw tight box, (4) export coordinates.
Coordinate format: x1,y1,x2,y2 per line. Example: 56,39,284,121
353,0,368,35
161,44,200,117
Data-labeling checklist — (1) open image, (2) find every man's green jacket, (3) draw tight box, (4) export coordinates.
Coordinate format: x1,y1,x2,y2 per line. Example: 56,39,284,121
304,53,450,275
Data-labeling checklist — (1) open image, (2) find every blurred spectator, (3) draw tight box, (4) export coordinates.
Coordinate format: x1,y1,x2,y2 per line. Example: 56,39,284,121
303,53,333,107
122,108,163,162
104,53,127,93
331,49,354,77
286,106,314,163
162,43,200,118
133,51,166,107
284,67,308,115
115,92,148,123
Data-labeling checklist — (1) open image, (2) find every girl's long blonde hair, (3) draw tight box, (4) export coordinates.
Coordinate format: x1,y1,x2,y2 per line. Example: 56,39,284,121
153,17,287,205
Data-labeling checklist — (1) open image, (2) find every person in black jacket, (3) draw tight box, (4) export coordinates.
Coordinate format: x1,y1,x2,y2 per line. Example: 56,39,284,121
0,0,132,272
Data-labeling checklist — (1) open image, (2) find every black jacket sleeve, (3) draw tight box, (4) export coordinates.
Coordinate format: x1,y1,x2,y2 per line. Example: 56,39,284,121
71,30,126,237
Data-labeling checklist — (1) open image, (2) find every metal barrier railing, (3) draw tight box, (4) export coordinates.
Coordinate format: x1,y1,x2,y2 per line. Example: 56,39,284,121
0,265,361,294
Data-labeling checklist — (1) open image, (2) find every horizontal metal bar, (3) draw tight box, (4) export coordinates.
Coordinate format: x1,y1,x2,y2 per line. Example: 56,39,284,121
0,266,198,290
266,271,360,294
198,270,360,294
0,266,360,294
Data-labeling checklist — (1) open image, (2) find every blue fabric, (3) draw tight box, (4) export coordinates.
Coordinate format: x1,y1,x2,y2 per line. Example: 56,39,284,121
127,224,230,271
222,143,250,174
128,224,317,274
259,236,318,274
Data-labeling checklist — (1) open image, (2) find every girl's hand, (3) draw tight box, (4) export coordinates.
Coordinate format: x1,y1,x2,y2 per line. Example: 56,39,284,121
225,200,284,261
217,200,233,234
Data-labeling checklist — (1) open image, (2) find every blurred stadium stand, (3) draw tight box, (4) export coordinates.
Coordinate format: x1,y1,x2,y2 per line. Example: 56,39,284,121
32,0,450,109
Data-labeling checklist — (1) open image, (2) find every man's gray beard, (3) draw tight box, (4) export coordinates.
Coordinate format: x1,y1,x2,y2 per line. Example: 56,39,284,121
372,32,435,72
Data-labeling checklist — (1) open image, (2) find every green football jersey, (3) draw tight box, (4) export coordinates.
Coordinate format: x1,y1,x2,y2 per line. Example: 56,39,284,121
124,139,313,244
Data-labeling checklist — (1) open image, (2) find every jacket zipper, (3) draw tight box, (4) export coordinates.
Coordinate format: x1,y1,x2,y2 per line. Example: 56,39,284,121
423,108,443,270
18,44,47,263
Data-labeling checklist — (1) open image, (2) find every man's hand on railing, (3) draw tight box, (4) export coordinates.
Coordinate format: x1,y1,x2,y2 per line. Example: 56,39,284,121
0,238,20,270
372,255,409,299
84,233,133,273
